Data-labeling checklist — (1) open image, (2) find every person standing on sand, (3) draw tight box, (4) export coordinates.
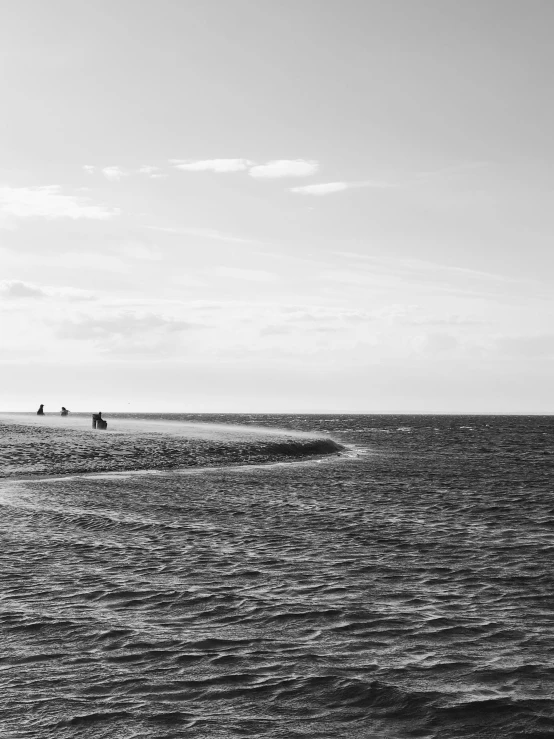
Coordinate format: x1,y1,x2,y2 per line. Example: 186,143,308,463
92,412,107,429
37,404,44,415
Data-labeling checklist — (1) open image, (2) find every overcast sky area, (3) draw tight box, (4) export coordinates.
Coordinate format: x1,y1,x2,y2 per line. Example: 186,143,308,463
1,0,553,413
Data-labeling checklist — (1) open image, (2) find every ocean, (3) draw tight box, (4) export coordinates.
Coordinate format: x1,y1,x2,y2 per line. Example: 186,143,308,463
1,413,553,738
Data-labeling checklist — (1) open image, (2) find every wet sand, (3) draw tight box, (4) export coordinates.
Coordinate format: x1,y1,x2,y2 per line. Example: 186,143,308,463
0,415,342,479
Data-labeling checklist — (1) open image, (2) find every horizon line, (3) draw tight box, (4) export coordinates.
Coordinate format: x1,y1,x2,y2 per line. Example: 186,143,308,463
1,411,553,417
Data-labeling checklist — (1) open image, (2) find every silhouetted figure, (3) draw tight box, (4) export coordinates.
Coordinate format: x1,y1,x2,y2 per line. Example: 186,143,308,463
37,404,44,416
92,412,107,430
61,407,69,416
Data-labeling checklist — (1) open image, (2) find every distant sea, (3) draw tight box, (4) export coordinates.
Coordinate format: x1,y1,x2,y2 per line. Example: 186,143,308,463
1,414,553,738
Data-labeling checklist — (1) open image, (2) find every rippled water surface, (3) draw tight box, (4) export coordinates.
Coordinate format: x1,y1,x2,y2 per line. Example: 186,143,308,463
1,414,553,738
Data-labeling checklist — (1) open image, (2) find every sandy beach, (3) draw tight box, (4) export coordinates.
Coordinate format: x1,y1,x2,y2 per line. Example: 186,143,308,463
0,414,342,479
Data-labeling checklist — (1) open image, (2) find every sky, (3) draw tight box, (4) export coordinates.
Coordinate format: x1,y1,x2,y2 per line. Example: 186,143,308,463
1,0,553,413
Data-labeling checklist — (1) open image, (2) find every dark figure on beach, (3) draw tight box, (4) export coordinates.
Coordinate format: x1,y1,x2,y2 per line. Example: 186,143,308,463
37,404,44,415
61,407,69,416
92,412,107,430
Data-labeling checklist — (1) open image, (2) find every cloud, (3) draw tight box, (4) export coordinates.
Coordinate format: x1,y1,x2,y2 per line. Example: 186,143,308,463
0,280,95,301
0,280,46,299
290,182,349,196
170,158,253,173
83,164,165,180
170,158,319,179
0,185,119,220
249,159,318,179
57,312,197,340
53,311,203,359
86,157,321,182
290,180,393,195
137,166,166,179
101,166,128,181
329,252,534,299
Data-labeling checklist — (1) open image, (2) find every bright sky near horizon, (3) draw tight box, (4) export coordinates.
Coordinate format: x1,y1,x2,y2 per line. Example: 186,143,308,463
1,0,553,413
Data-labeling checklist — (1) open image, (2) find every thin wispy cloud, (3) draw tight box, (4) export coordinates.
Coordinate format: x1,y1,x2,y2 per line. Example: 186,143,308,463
333,251,534,285
290,180,392,196
290,182,349,196
315,251,537,302
81,159,484,194
84,158,321,183
170,158,253,173
84,164,161,179
249,159,319,179
101,166,128,182
0,186,119,220
137,165,166,179
170,158,319,179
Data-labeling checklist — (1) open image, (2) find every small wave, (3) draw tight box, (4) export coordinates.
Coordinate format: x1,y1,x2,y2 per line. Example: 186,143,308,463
56,710,134,728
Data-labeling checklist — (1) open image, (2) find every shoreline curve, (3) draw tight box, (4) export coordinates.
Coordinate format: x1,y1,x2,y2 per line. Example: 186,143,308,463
0,417,344,479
